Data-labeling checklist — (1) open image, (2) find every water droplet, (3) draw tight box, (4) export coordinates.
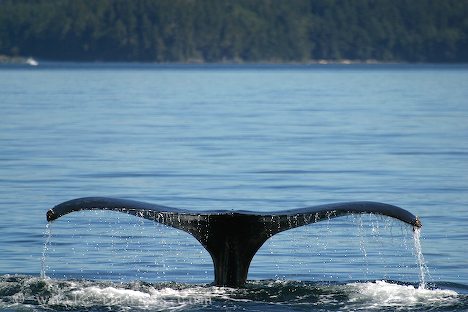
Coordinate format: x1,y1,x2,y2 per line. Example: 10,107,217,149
40,223,52,278
413,227,430,289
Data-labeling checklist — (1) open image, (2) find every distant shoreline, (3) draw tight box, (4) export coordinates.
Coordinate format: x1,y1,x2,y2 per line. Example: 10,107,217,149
0,55,39,66
2,1,466,64
2,55,468,67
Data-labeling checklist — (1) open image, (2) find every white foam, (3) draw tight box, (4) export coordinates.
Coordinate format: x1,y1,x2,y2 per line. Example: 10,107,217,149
61,284,225,310
346,280,458,309
2,276,464,310
71,286,151,306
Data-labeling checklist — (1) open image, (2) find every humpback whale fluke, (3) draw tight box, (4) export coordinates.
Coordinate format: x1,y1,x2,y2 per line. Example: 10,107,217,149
46,197,421,287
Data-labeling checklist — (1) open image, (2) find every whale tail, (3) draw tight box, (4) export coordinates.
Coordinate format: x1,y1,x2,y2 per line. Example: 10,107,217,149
46,197,421,287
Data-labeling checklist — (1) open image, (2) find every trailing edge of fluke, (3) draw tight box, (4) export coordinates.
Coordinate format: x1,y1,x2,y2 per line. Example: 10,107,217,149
46,197,421,287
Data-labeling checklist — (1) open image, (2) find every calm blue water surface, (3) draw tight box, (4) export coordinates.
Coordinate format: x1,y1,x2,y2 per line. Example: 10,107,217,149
0,63,467,311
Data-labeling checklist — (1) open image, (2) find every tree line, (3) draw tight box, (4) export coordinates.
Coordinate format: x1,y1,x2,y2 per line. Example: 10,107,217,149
0,0,467,63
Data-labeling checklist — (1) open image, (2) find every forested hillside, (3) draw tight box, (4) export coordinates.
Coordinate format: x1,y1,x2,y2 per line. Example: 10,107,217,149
0,0,467,63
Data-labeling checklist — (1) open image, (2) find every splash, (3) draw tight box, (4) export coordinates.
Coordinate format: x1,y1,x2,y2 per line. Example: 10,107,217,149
413,227,430,289
1,275,462,311
0,275,223,310
347,280,458,309
40,223,52,279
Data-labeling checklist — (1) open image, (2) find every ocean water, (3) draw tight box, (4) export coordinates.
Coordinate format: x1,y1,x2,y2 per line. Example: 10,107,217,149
0,63,467,311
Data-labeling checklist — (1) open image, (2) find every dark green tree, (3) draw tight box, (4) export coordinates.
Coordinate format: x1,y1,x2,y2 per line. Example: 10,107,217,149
0,0,467,62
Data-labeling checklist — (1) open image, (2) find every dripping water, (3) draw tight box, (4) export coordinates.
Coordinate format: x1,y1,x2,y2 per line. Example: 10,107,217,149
355,215,369,277
40,222,52,278
413,227,430,289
